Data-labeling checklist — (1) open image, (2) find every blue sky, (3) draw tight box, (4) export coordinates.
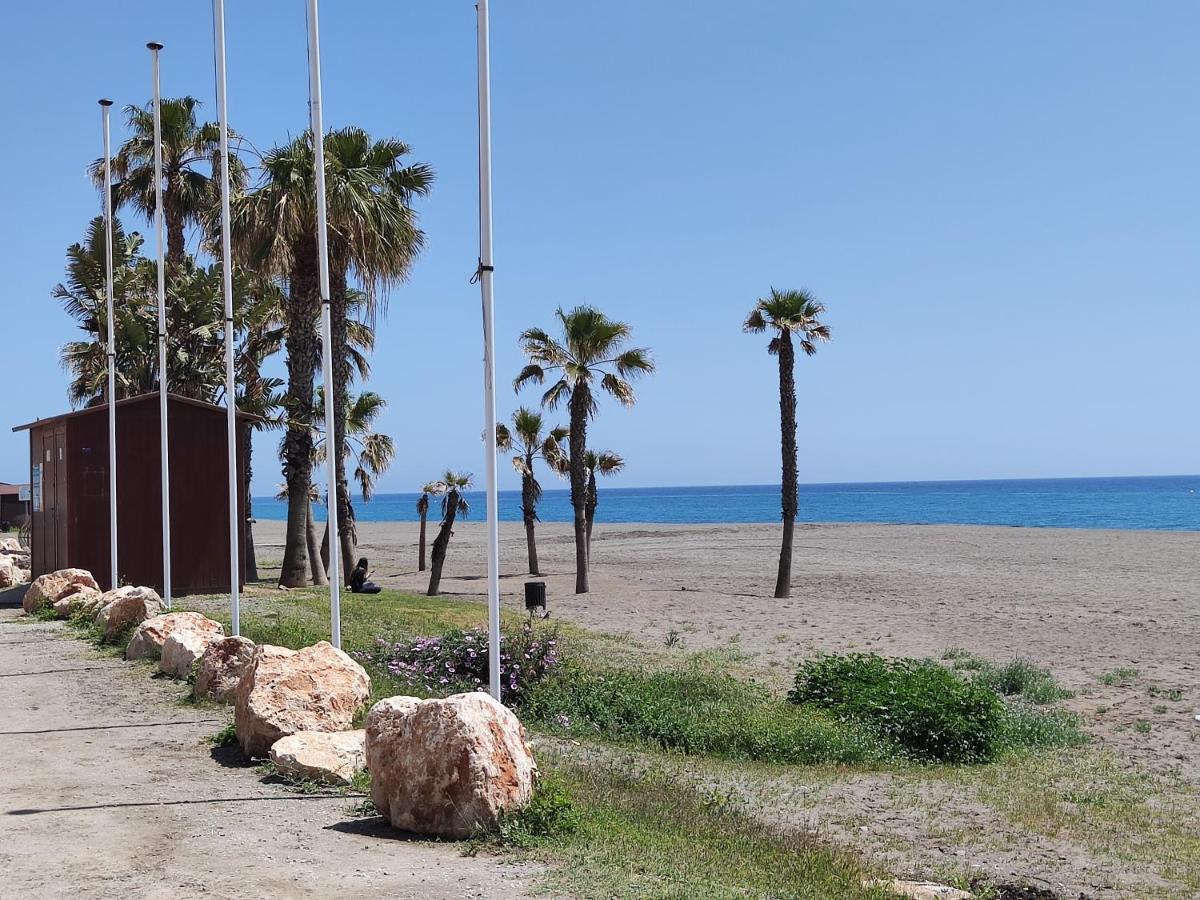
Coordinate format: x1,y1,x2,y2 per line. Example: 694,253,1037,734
3,1,1198,496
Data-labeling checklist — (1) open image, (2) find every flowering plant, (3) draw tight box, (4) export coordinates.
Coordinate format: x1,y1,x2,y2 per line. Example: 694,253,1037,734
358,623,562,707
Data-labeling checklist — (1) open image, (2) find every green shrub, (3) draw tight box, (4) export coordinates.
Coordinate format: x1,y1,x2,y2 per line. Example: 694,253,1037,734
524,662,883,765
971,658,1073,704
998,701,1085,750
788,653,1005,764
485,775,581,848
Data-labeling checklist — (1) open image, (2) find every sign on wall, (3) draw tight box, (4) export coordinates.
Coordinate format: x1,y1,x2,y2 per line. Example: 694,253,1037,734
31,465,41,513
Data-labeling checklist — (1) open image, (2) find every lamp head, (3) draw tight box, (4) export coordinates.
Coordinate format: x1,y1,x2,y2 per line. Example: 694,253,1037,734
146,41,164,51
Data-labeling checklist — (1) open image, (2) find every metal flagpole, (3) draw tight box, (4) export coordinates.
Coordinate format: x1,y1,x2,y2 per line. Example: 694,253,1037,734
100,98,119,592
305,0,342,648
476,0,502,703
148,41,173,609
212,0,240,636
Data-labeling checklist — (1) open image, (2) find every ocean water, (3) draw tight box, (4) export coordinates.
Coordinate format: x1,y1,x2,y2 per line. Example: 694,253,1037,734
253,475,1200,531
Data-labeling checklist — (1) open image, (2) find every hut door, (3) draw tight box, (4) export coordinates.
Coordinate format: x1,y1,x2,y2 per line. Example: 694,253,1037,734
53,427,68,567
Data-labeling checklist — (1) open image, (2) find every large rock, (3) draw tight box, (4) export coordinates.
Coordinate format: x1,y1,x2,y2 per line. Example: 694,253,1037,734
234,642,371,759
865,882,972,900
127,612,224,662
365,692,537,838
194,636,256,703
95,586,163,643
0,536,20,553
52,586,102,619
269,730,366,786
160,626,222,679
0,555,22,588
22,568,99,614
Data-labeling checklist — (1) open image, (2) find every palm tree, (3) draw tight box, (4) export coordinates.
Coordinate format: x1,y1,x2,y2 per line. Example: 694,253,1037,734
496,408,567,575
583,449,624,558
426,471,472,597
416,482,441,572
90,96,246,265
236,129,431,587
515,306,654,593
743,288,831,599
276,481,326,586
314,389,397,578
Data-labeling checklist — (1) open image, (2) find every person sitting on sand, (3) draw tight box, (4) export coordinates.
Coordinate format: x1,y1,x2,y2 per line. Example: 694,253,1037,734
349,557,381,594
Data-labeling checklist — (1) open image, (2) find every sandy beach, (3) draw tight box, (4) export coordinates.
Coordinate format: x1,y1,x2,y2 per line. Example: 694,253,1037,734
255,518,1200,779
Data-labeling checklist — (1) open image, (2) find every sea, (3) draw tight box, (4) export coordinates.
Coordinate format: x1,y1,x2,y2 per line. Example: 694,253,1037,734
252,475,1200,532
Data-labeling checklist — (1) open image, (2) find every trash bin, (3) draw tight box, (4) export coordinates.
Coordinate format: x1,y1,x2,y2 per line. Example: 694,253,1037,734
524,581,547,611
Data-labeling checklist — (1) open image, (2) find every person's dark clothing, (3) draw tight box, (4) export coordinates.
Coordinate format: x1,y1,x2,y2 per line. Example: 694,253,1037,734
350,564,380,594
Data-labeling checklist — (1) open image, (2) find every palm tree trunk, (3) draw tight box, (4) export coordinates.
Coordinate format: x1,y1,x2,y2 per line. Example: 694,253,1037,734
585,469,598,560
279,245,319,587
164,176,187,267
426,495,460,596
306,497,327,586
418,511,427,571
568,387,590,593
321,519,330,572
522,470,539,575
330,266,356,583
775,330,798,599
240,425,258,583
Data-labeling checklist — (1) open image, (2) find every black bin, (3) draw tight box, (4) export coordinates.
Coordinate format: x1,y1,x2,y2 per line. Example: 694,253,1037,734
524,581,547,611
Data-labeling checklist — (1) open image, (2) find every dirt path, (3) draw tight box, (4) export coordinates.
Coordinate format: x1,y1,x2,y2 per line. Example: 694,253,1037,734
0,604,541,900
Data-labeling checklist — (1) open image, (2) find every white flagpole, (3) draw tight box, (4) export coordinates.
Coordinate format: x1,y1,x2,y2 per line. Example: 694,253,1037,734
148,41,173,609
100,98,119,592
212,0,240,636
305,0,342,648
476,0,502,703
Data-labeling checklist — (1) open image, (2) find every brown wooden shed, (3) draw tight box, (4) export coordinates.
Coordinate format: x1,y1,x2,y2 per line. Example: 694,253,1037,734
13,393,254,595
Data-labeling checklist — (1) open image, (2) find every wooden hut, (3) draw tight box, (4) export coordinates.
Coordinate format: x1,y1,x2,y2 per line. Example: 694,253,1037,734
12,393,254,594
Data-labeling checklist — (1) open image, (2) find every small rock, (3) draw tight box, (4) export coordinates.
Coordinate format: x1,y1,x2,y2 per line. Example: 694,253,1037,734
0,555,23,588
269,730,366,785
234,642,371,758
160,626,222,679
194,635,256,703
23,568,100,614
0,536,20,553
94,586,164,643
127,612,224,661
365,692,537,838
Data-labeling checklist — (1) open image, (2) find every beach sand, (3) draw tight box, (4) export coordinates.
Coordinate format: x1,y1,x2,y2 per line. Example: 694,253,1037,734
256,518,1200,778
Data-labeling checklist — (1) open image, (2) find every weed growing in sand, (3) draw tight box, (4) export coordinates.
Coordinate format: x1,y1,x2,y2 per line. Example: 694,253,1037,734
943,651,1073,704
1134,720,1152,734
209,722,237,747
1100,667,1139,686
471,774,582,850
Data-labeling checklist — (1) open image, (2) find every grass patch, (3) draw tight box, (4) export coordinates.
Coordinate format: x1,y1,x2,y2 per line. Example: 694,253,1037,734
1100,667,1139,686
525,661,885,765
515,758,887,899
210,721,237,746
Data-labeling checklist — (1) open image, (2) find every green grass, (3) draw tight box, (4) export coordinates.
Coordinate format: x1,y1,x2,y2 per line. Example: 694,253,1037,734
503,757,888,900
943,649,1074,704
1100,667,1140,686
524,661,886,765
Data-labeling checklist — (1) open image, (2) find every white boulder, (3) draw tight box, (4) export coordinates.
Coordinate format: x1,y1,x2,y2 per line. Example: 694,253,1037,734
160,626,222,679
194,636,256,703
365,692,537,838
269,730,366,786
95,586,163,643
234,642,371,758
23,568,99,614
127,612,224,661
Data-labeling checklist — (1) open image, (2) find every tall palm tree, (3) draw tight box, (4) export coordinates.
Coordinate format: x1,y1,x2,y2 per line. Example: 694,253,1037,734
515,306,654,593
496,408,567,575
416,481,441,572
426,471,472,597
236,128,431,587
583,449,624,558
743,288,831,599
91,96,246,265
276,481,326,586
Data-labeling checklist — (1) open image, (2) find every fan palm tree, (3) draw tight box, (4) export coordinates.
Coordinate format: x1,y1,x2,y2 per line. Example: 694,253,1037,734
743,288,831,599
427,471,472,597
496,408,567,575
90,96,247,265
583,449,624,558
314,389,397,580
235,128,431,587
515,306,654,593
416,481,441,572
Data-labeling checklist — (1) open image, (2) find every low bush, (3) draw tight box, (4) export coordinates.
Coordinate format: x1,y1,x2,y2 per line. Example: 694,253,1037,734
356,623,562,707
479,774,581,849
524,662,884,765
944,651,1073,704
788,653,1005,764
